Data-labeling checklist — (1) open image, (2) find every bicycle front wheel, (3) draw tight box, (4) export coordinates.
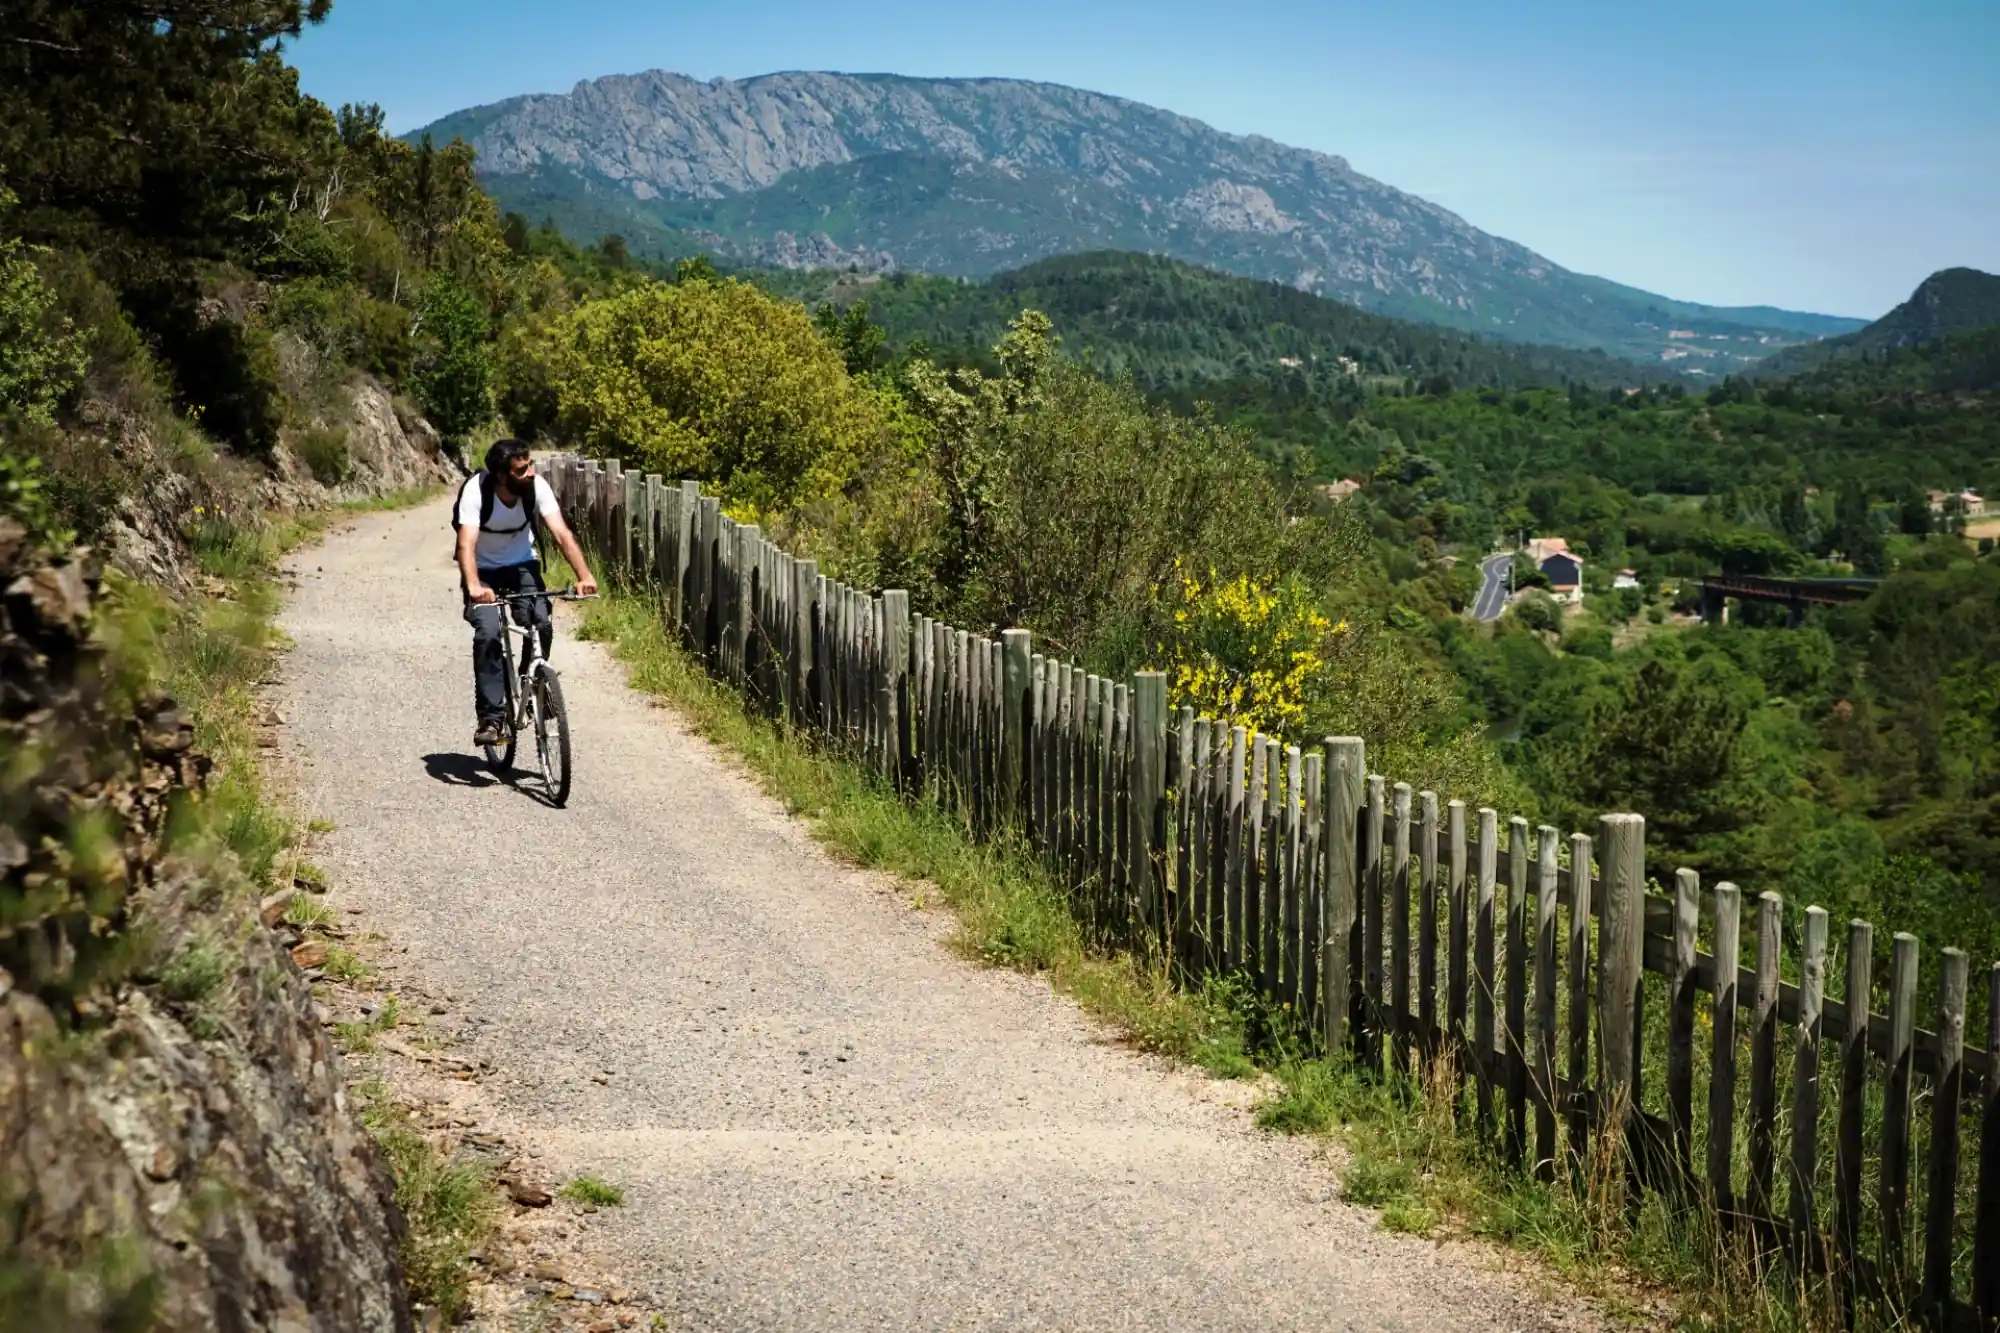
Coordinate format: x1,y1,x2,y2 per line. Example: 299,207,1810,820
533,670,572,807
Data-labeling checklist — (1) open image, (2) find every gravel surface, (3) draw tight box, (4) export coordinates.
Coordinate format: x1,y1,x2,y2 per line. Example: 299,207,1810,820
281,506,1596,1332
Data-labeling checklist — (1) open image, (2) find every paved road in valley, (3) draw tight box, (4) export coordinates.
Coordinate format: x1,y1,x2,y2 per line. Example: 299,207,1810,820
281,505,1589,1332
1473,552,1513,622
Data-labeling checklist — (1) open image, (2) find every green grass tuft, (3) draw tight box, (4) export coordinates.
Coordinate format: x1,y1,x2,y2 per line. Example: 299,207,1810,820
560,1175,625,1207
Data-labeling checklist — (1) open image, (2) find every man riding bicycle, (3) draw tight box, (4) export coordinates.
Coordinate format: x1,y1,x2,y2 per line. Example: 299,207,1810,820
455,439,598,748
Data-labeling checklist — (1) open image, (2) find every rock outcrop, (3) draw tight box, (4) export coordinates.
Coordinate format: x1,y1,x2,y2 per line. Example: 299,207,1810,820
417,70,1863,364
0,525,412,1332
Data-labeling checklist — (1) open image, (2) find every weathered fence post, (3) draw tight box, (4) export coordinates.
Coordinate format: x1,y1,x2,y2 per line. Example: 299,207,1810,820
1921,947,1967,1325
1000,629,1032,822
1597,813,1645,1168
1883,932,1920,1299
882,591,910,786
1534,824,1559,1182
1708,882,1742,1213
1474,807,1497,1137
1506,814,1529,1168
1975,961,2000,1330
1131,672,1167,940
1418,792,1440,1063
1564,831,1592,1162
1749,891,1784,1227
1323,737,1363,1058
1391,782,1413,1077
1835,919,1874,1292
1668,868,1699,1184
1789,906,1828,1251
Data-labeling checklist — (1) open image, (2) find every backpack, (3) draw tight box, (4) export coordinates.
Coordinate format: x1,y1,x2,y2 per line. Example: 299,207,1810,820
450,472,543,561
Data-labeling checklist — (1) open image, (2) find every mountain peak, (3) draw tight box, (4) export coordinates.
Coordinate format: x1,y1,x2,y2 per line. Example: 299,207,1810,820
415,69,1861,367
1750,266,2000,378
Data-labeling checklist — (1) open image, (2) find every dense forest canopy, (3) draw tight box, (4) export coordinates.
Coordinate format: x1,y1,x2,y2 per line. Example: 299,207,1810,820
755,252,1684,393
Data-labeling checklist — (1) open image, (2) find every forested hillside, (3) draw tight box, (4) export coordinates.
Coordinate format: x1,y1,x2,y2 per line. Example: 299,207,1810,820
755,252,1679,392
1752,266,2000,378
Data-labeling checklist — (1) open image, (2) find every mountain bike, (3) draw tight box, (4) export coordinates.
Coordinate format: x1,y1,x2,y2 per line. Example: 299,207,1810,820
481,587,594,806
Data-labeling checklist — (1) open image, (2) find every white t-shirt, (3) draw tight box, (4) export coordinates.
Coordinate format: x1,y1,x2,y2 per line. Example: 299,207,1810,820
456,475,560,570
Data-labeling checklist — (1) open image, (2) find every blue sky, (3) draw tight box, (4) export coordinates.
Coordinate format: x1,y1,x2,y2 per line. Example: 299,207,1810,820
289,0,1998,318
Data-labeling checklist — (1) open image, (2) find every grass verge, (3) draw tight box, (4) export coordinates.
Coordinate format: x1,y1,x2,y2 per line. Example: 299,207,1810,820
356,1082,500,1326
571,580,1893,1332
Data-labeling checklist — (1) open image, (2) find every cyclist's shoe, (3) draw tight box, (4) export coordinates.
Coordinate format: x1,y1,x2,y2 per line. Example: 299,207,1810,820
473,720,504,747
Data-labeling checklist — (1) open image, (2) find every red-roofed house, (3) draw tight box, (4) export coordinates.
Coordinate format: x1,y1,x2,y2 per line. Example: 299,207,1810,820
1525,537,1583,603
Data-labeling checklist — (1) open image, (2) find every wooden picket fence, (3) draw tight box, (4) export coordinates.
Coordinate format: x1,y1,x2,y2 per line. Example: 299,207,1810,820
548,454,2000,1328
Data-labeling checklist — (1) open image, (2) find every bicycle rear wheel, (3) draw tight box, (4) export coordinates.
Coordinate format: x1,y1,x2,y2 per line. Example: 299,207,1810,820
533,670,572,807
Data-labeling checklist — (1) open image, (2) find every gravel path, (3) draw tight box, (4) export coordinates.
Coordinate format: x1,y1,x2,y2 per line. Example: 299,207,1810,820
281,505,1591,1332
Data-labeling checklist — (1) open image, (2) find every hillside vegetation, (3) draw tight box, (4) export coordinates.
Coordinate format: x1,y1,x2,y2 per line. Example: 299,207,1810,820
1752,265,2000,378
755,252,1680,392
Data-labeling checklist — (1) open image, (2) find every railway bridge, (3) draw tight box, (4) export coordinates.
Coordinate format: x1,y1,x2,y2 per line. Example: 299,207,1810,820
1694,572,1878,625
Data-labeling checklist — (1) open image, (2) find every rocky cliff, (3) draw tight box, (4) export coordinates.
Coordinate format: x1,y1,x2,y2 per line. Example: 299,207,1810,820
419,70,1864,367
0,526,414,1332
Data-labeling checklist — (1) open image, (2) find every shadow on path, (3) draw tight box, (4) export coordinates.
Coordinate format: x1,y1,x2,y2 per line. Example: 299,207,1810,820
422,751,501,789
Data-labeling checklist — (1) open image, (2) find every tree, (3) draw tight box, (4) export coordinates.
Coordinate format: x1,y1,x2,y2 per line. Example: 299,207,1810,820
813,300,886,377
1,1,336,260
501,212,532,255
527,276,896,513
1898,487,1933,537
413,274,492,456
1831,479,1886,575
1545,655,1752,861
1509,593,1561,635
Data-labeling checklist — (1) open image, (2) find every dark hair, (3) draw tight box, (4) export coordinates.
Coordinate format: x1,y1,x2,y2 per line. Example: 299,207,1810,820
484,438,532,478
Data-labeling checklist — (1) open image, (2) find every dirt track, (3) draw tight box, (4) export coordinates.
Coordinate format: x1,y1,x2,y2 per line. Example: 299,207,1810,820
280,504,1591,1332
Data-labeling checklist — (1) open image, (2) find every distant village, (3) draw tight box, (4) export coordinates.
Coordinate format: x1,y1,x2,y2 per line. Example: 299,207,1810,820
1319,473,1990,623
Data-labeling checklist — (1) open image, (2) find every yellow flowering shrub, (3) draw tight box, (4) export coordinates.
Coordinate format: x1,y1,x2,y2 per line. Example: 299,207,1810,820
1155,559,1348,739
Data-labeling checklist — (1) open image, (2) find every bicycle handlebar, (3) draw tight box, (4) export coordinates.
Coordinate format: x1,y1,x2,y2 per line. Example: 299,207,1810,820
490,588,598,603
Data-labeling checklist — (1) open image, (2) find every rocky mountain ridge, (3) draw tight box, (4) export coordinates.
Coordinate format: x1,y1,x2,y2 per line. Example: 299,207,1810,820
418,69,1866,368
1751,266,2000,378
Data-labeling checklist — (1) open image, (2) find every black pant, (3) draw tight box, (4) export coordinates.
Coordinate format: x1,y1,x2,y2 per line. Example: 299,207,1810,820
465,563,551,723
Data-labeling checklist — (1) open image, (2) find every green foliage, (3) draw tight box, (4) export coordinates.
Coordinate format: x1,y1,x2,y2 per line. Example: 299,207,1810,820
1508,593,1562,635
902,311,1340,661
412,274,492,447
294,425,351,485
1545,654,1752,856
364,1102,498,1325
0,1226,159,1333
0,447,72,549
764,252,1675,396
526,276,897,513
0,211,85,423
812,298,886,376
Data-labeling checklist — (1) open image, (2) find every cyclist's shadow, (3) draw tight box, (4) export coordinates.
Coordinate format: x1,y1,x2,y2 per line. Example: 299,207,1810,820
421,752,503,790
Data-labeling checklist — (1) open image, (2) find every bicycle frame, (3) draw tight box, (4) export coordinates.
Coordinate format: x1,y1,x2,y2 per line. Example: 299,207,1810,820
488,587,571,730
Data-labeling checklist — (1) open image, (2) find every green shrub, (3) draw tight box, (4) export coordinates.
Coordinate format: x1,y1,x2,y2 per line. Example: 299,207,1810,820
295,425,352,486
0,201,86,423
